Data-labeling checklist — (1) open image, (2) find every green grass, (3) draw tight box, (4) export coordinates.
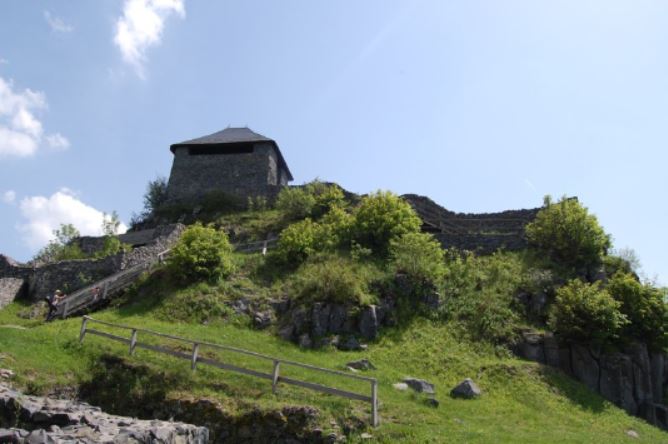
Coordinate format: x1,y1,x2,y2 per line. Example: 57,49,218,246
1,291,666,443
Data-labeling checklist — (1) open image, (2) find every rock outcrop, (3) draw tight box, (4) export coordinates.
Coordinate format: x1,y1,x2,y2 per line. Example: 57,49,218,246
515,330,668,429
0,383,208,443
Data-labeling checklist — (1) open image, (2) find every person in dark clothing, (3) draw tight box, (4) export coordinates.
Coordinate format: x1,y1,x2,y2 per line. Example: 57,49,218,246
45,289,64,321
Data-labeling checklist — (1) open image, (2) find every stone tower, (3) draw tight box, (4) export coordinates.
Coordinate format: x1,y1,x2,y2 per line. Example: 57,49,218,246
165,127,293,204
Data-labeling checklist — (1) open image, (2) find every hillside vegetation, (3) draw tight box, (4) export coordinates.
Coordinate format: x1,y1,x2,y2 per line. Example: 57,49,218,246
1,182,667,443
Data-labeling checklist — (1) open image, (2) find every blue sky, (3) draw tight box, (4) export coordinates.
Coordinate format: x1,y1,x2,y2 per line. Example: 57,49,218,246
0,1,666,284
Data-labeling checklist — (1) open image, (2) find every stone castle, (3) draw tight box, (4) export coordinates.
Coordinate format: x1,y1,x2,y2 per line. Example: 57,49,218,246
165,127,293,204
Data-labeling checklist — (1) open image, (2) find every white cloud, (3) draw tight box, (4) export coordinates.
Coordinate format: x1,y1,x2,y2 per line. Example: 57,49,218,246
17,188,127,251
44,11,74,33
2,190,16,204
114,0,185,78
0,76,69,158
0,58,8,65
45,133,70,151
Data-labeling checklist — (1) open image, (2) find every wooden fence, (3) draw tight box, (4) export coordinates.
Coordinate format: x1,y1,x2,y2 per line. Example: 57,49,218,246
79,316,379,427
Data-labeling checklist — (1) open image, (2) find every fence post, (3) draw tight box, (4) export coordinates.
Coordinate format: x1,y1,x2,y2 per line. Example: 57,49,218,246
129,329,138,355
371,380,379,427
79,317,89,344
102,281,109,299
272,360,280,394
191,343,200,371
262,240,268,256
61,300,70,319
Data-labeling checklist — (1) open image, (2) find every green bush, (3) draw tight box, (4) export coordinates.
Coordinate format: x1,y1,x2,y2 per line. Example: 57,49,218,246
526,195,611,271
276,187,317,220
274,218,320,265
389,232,445,286
289,255,377,306
353,191,421,254
317,206,354,250
143,176,168,214
607,272,667,349
93,236,132,259
306,180,346,218
33,224,86,263
168,223,234,283
548,279,627,345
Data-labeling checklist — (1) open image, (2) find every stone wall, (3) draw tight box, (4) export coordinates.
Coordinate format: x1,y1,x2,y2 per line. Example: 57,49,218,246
402,194,540,254
166,142,289,204
0,224,184,304
515,330,668,429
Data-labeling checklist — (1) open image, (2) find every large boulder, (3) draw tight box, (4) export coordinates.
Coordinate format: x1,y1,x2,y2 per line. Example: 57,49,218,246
450,378,481,399
517,329,545,364
403,378,435,395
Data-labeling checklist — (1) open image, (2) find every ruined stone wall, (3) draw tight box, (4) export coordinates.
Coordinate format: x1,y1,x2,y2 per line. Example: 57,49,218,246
165,142,287,204
0,224,184,304
402,194,540,254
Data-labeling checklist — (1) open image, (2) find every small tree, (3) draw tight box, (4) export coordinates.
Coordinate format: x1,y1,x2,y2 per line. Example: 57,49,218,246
548,279,627,345
526,195,610,271
275,187,316,220
352,191,422,254
33,223,84,263
168,223,234,283
607,272,667,349
143,176,168,214
389,232,445,286
274,219,320,265
306,180,346,218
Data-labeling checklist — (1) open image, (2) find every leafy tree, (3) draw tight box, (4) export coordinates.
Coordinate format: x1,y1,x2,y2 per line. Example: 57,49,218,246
317,206,354,250
102,211,122,236
275,187,316,220
548,279,628,345
389,232,445,286
607,272,667,349
352,191,422,254
305,180,346,218
33,224,86,263
526,195,611,271
168,223,234,283
143,176,168,214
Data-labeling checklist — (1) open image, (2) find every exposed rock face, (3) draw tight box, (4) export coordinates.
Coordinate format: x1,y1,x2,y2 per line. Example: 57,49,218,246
515,331,668,429
0,383,208,443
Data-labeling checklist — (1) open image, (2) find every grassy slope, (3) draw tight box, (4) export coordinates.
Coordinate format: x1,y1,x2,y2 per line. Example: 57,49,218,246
1,294,666,444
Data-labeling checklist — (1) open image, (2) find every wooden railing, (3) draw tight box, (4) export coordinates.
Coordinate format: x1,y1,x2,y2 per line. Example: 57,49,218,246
79,316,379,427
234,238,278,255
55,249,171,319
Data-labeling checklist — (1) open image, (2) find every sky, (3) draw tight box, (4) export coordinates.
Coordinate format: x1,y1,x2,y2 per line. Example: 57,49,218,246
0,1,666,284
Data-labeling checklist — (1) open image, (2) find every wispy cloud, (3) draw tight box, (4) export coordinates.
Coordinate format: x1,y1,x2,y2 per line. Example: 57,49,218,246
0,58,8,65
17,188,127,251
0,76,70,158
2,190,16,204
44,11,74,33
114,0,185,78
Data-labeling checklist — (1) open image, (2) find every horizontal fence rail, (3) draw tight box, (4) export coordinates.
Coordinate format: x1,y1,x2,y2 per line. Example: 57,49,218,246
79,316,379,427
234,238,278,255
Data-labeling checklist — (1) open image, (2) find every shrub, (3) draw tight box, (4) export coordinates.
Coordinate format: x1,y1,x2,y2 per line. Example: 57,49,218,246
94,236,132,259
168,223,234,283
526,195,611,271
274,219,320,265
306,180,346,218
440,251,523,344
33,224,86,263
157,282,234,323
353,191,421,254
276,187,316,220
389,232,445,286
317,206,354,250
607,272,667,349
548,279,627,345
289,255,377,306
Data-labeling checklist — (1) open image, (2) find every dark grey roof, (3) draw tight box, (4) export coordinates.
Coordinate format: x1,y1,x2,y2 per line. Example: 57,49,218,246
170,127,293,181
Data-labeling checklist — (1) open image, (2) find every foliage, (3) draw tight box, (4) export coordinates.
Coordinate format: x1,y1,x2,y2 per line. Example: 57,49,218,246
157,281,234,323
32,224,86,263
525,195,611,272
439,251,524,344
548,279,628,345
94,236,132,259
288,255,378,306
168,223,234,283
352,191,422,254
316,206,354,250
143,176,169,214
275,186,317,220
273,218,320,265
607,272,667,349
102,211,122,236
306,180,346,218
389,232,445,286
